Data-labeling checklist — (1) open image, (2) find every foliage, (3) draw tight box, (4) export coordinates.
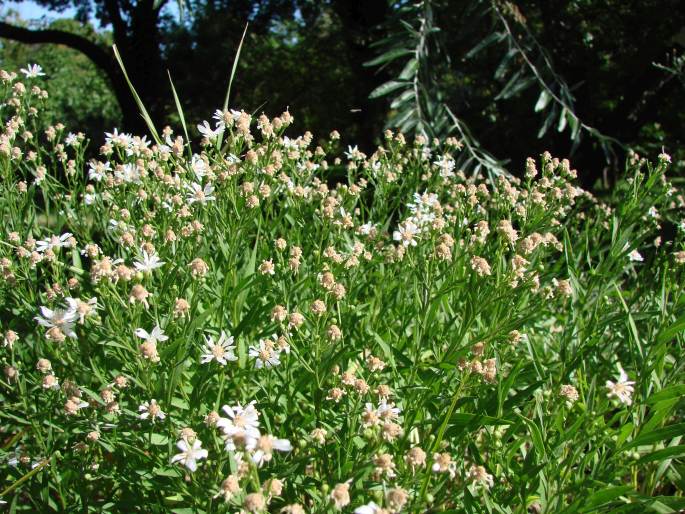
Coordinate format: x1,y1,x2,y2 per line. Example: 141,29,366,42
368,0,685,182
0,68,684,512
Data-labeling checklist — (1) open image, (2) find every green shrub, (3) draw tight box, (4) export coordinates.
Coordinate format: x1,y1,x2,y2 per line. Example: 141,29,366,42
0,66,683,513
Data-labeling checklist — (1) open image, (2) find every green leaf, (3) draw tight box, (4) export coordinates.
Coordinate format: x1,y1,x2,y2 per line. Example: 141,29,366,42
222,23,248,113
465,31,506,59
647,385,685,404
557,108,568,132
149,433,169,446
534,90,552,112
369,80,410,99
638,444,685,464
364,48,413,67
112,45,162,146
580,485,634,511
518,414,547,460
154,467,181,477
170,397,189,410
168,71,189,146
623,423,685,450
656,312,685,344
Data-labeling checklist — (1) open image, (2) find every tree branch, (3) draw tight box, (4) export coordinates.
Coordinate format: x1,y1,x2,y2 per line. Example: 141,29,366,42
0,21,142,131
0,21,115,81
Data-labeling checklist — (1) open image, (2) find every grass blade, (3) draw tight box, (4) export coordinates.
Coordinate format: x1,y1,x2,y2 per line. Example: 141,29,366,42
222,23,248,113
112,44,162,146
167,70,189,146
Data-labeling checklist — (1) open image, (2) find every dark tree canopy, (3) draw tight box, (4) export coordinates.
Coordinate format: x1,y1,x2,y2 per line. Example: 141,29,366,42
1,0,683,184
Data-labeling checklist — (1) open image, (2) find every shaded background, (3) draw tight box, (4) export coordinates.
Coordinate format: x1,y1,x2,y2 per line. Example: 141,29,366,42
1,0,684,186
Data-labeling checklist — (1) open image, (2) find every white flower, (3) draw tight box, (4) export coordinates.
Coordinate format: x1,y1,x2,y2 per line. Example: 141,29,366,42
105,128,132,147
628,249,644,262
134,251,165,273
34,306,78,338
468,464,494,490
345,145,363,160
606,364,635,405
393,220,419,247
251,434,293,466
114,163,141,183
20,64,45,78
434,155,455,178
376,399,401,420
249,339,281,369
212,109,228,129
354,502,382,514
197,120,223,141
64,133,79,147
134,325,169,345
126,135,150,156
170,437,208,472
88,160,111,182
64,297,98,324
200,331,238,365
191,154,207,178
217,401,261,452
185,182,216,205
35,233,73,253
138,399,166,422
358,222,375,236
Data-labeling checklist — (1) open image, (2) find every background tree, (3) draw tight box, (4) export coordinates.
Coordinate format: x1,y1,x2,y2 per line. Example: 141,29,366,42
1,0,683,183
0,14,121,136
370,0,685,183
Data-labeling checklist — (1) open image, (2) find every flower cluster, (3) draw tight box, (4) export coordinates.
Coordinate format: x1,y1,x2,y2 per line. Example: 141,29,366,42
0,65,683,512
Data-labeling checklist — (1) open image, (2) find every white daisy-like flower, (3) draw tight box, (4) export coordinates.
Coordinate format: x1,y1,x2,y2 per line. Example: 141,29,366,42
191,154,207,178
34,306,78,338
126,135,150,157
35,233,73,253
197,120,223,142
217,401,261,452
134,325,169,345
170,437,208,472
64,133,79,147
138,399,166,422
434,155,455,178
393,220,419,247
185,182,216,205
212,109,228,129
358,222,375,236
606,364,635,405
133,251,165,273
250,434,292,467
64,297,98,324
345,145,363,160
88,160,111,182
249,339,281,369
104,128,132,147
376,399,401,420
20,63,45,78
628,249,644,262
282,136,299,150
200,331,238,366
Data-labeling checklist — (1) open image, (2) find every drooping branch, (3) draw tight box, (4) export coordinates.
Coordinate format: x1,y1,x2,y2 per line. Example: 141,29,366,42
0,21,144,132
